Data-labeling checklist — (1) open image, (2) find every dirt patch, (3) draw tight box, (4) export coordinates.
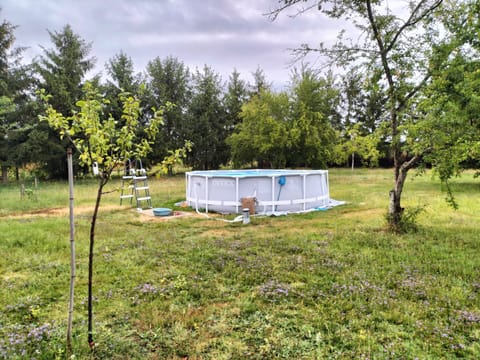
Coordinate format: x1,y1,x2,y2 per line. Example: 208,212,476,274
3,271,28,282
2,204,126,219
2,204,201,222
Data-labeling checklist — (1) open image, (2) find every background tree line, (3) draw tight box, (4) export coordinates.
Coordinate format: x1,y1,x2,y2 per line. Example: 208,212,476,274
0,4,479,184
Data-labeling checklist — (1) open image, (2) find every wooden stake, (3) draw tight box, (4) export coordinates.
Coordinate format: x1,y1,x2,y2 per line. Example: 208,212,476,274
66,148,76,355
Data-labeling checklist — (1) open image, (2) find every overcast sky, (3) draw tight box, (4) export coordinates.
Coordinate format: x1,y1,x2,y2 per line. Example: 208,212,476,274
1,0,348,89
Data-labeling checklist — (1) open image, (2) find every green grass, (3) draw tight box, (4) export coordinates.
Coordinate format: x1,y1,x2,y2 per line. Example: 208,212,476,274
0,168,479,359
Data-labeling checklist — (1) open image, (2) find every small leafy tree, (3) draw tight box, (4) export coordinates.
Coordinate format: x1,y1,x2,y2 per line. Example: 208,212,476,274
333,123,380,169
39,82,164,349
158,140,192,175
228,90,290,168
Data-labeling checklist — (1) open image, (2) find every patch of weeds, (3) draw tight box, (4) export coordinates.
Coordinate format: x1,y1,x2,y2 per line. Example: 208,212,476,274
4,296,43,323
20,186,38,202
386,205,425,233
455,310,480,325
239,298,259,316
397,268,431,301
130,281,170,306
133,322,198,358
0,322,65,359
125,220,144,227
330,279,384,300
257,280,292,303
130,329,161,353
88,323,148,359
319,256,346,271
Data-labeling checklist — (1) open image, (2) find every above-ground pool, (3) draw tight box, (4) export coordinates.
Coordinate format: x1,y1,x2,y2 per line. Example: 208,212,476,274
186,169,329,214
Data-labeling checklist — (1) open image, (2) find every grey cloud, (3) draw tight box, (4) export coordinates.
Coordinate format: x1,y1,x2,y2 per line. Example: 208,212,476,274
2,0,344,88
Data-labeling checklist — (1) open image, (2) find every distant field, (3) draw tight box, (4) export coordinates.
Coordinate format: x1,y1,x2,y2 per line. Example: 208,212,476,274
1,168,479,359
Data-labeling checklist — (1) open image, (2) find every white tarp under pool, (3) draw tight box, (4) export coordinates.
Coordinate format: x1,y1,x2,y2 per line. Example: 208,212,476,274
186,169,330,214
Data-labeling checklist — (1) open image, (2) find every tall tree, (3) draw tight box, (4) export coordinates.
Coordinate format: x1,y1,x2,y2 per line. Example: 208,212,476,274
288,66,337,168
0,11,17,90
340,69,386,134
36,24,95,115
103,51,142,122
0,14,18,182
0,12,36,183
224,68,248,135
34,24,95,178
228,90,290,168
145,56,191,163
185,65,227,170
339,69,388,166
249,66,271,97
105,51,138,93
1,65,39,181
0,95,15,182
271,0,462,232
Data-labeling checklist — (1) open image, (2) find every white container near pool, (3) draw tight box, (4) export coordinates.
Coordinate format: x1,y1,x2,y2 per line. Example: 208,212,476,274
186,169,329,214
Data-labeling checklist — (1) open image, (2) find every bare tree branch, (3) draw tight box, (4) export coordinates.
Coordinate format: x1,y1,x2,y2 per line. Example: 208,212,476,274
366,1,391,83
385,0,443,53
265,0,313,21
401,154,421,172
396,72,432,113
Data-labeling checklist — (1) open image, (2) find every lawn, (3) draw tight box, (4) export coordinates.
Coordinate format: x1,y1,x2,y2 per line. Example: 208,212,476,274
0,168,479,359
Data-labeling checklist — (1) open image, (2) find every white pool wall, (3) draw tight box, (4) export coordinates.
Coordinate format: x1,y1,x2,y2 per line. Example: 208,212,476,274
186,169,329,214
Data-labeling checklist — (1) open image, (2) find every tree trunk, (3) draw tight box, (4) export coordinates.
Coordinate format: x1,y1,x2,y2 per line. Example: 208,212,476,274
87,176,108,349
388,189,403,230
388,155,419,232
1,165,8,184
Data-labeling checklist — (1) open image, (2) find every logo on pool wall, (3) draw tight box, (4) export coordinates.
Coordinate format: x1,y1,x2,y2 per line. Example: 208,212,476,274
212,180,235,187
